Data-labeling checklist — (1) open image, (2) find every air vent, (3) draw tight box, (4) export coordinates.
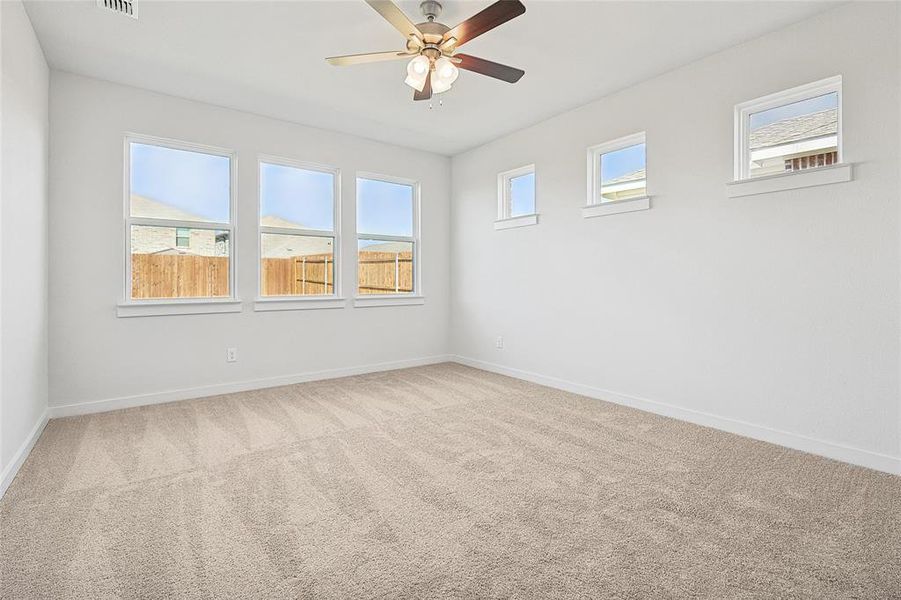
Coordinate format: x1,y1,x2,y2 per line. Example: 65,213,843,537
97,0,137,19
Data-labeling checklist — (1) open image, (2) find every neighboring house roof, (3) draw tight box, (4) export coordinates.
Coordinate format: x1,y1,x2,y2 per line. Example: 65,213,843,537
130,194,207,221
263,233,332,259
604,168,646,186
261,215,308,229
360,241,411,254
750,108,837,150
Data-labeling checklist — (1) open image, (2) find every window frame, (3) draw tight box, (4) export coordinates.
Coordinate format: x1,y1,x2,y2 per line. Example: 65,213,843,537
119,133,240,317
495,164,537,230
254,155,345,311
354,172,423,307
734,75,843,182
584,131,650,219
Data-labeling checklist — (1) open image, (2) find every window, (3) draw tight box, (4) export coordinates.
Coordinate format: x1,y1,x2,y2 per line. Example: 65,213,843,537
496,165,537,229
735,76,842,180
585,132,650,218
259,159,339,300
124,136,235,307
175,227,191,248
356,174,420,302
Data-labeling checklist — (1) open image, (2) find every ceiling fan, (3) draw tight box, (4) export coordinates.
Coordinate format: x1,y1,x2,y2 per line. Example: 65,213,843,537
326,0,526,101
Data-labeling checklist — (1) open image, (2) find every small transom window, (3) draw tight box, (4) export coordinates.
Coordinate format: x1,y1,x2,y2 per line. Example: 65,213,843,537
735,76,842,180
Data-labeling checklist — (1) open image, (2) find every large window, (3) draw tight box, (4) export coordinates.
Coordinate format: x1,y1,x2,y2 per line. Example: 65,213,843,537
125,136,234,302
356,175,419,297
735,76,841,180
259,159,339,298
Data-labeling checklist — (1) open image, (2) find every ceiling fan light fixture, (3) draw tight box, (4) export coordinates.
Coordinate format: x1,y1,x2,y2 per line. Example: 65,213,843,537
404,55,430,91
431,56,458,94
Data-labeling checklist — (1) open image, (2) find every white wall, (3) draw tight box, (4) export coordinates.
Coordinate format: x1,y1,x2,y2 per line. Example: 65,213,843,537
450,2,901,472
48,72,450,411
1,0,49,476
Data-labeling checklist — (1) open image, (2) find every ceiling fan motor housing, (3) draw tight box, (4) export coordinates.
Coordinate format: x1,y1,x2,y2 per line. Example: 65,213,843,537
419,0,442,21
416,20,450,52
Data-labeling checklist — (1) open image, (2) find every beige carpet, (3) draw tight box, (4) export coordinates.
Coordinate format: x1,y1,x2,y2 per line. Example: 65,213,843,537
1,363,899,599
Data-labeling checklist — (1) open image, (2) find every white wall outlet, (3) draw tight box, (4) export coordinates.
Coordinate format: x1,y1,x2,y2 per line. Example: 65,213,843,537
226,347,237,363
495,336,504,349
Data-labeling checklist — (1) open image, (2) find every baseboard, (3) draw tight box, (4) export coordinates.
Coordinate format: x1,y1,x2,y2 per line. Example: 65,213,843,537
452,355,901,476
0,410,49,499
49,354,453,419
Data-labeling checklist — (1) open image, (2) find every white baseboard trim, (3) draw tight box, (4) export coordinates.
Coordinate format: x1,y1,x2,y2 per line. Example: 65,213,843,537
0,410,49,500
452,355,901,476
49,355,453,419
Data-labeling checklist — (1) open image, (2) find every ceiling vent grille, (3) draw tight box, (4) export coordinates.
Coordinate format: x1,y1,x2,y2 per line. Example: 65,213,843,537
97,0,137,19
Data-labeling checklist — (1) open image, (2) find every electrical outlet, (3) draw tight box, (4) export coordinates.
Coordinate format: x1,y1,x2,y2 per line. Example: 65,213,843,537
226,347,237,363
495,336,504,349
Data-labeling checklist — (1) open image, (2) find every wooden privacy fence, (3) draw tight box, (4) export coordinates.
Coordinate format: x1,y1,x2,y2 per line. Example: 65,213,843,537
132,251,412,298
132,254,229,299
357,251,413,294
261,254,333,296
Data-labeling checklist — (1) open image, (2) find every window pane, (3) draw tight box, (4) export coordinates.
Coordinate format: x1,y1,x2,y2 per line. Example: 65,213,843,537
260,163,334,231
358,240,413,295
261,234,334,296
600,143,646,202
357,178,413,237
509,172,535,217
130,225,229,299
129,143,230,223
748,92,838,178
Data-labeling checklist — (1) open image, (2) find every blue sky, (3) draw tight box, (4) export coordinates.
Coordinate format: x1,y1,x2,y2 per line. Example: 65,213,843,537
261,162,334,230
750,92,837,130
130,143,230,222
601,143,646,183
510,172,535,216
357,178,413,237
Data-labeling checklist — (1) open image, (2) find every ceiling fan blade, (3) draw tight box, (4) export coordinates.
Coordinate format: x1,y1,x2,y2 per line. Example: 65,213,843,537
365,0,422,39
455,54,524,83
413,72,432,101
443,0,525,47
326,51,412,66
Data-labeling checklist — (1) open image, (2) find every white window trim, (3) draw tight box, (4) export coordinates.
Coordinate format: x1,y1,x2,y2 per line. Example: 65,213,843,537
733,75,844,184
255,155,344,311
254,296,347,312
117,299,243,318
726,162,852,198
120,133,239,318
496,164,537,228
354,295,425,308
585,132,649,219
354,172,422,306
495,214,538,230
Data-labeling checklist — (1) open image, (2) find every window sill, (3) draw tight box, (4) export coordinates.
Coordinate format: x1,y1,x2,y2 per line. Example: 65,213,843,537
727,163,852,198
117,299,243,318
353,295,425,308
254,296,347,312
495,214,538,230
583,196,650,218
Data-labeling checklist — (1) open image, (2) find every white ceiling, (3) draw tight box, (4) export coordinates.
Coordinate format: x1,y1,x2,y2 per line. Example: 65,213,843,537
25,0,837,155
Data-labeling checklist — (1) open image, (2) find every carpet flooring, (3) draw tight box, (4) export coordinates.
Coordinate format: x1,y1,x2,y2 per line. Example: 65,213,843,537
1,363,899,599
